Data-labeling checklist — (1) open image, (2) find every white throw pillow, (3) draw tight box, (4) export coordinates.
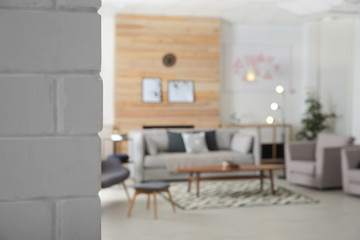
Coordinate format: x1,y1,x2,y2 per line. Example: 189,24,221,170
181,132,209,154
216,128,238,150
231,133,253,154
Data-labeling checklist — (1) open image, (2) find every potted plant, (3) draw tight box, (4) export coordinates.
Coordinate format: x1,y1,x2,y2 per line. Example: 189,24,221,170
296,94,336,141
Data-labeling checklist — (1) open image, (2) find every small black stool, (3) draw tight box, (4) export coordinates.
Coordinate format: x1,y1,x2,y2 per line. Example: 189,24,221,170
127,182,176,220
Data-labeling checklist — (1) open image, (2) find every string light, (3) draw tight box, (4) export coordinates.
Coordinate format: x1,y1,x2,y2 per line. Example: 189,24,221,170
266,116,274,124
270,102,279,111
275,85,284,94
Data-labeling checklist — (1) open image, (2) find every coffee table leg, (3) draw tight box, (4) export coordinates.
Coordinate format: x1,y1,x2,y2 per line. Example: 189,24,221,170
187,172,193,193
269,170,275,195
196,172,200,198
260,170,264,192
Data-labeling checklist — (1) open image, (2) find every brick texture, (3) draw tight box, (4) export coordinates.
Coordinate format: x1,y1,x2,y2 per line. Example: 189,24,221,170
0,0,52,8
0,201,53,240
0,1,102,239
0,137,100,200
56,0,101,9
0,11,100,72
57,75,102,134
0,75,54,136
59,198,101,240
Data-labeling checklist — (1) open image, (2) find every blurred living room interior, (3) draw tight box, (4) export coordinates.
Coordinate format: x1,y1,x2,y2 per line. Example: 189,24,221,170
99,0,360,239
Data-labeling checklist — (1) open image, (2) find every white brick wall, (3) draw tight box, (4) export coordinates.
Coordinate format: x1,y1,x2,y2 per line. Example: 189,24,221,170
56,0,101,10
0,75,54,135
57,75,102,134
0,11,100,72
59,198,101,240
0,0,52,8
0,0,102,239
0,137,100,199
0,201,53,240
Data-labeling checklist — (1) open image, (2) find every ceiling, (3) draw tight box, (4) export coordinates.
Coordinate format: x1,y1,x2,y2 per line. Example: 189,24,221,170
101,0,360,24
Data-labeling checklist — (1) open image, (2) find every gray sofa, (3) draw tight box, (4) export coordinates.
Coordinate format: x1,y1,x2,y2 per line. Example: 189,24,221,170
128,128,261,183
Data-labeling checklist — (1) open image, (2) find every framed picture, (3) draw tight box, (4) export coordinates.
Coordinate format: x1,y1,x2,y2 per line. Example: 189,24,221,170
142,78,162,103
168,80,194,103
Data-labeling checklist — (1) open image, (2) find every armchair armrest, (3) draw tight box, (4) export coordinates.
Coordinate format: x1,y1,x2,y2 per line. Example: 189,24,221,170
341,146,360,191
316,146,343,187
341,146,360,170
286,141,316,161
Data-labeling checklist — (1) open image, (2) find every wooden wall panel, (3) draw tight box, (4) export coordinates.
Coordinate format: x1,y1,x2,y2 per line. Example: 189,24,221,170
115,14,221,152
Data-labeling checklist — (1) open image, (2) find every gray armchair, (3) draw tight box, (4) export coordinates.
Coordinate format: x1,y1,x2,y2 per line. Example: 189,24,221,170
285,133,354,189
341,146,360,196
101,156,131,201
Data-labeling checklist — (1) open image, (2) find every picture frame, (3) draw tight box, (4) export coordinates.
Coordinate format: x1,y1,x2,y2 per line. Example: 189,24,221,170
168,80,194,103
142,78,162,103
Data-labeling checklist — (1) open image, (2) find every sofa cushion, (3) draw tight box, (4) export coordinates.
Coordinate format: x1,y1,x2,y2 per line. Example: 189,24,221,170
316,133,354,160
182,132,209,153
289,160,315,176
145,136,158,155
167,131,186,152
231,133,253,154
144,132,169,155
348,170,360,184
205,131,218,151
231,152,253,164
144,151,253,169
216,128,238,150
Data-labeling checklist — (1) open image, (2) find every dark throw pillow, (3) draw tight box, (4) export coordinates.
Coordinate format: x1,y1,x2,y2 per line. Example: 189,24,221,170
205,131,218,151
357,161,360,169
167,131,186,152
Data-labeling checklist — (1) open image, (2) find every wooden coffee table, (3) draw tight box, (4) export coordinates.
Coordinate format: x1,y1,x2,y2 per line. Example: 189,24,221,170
173,164,285,198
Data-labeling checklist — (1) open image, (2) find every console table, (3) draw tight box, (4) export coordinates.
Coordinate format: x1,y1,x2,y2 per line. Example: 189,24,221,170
222,124,293,163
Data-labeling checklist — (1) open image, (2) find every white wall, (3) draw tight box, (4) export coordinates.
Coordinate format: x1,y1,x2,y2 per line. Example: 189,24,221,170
300,17,358,137
317,18,356,136
302,22,321,94
351,18,360,142
0,1,102,239
221,23,306,138
101,14,359,140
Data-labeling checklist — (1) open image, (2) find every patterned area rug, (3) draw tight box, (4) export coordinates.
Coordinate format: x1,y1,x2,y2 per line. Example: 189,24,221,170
160,181,319,210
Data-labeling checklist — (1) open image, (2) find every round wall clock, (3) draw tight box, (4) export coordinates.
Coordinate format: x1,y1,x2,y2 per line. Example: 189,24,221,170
163,53,176,67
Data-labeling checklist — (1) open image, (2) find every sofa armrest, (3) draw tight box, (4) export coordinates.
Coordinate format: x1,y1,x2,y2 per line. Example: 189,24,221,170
286,141,316,161
316,147,343,186
239,129,261,165
128,130,146,183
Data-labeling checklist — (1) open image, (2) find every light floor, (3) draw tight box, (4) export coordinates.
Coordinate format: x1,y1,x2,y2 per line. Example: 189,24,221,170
100,177,360,240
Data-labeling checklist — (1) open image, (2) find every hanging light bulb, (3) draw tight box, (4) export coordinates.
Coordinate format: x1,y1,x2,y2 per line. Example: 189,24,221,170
266,116,274,124
246,65,256,82
270,102,279,111
275,85,284,94
246,71,256,82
